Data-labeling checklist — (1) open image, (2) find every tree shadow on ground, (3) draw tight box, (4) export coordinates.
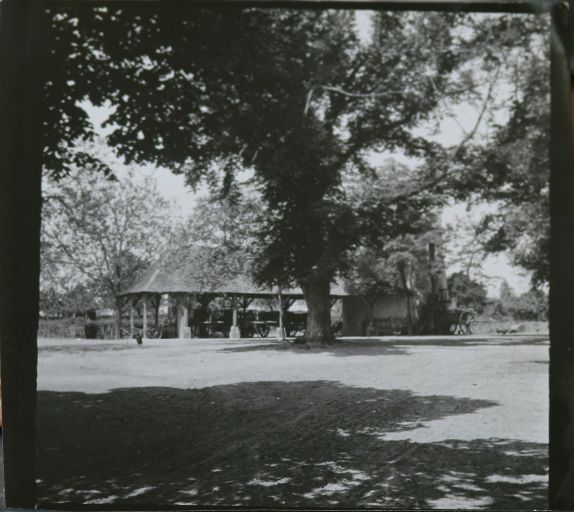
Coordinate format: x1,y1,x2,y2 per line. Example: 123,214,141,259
221,340,411,357
220,336,548,357
36,381,546,509
388,337,548,348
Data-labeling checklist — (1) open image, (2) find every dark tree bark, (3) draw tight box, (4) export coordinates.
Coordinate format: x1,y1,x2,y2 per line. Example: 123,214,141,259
301,276,333,344
550,4,574,508
405,293,416,336
0,1,45,506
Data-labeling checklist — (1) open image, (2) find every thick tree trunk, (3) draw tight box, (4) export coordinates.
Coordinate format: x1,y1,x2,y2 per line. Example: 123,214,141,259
301,276,333,344
550,6,574,507
0,2,44,506
405,293,416,335
362,297,376,336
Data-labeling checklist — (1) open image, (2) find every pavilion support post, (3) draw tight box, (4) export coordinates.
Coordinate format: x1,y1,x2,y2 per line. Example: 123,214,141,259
114,296,123,339
229,295,241,339
276,289,286,341
142,296,148,339
129,299,135,338
176,295,189,338
154,294,160,329
188,294,196,338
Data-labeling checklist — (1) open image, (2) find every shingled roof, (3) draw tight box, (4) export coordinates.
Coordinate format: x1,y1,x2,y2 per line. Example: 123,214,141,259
118,245,349,298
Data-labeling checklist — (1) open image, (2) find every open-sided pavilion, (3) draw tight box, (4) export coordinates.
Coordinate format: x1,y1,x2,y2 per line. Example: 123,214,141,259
117,246,349,338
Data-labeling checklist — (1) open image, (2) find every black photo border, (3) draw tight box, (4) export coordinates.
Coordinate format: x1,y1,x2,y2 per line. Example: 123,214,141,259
0,0,568,509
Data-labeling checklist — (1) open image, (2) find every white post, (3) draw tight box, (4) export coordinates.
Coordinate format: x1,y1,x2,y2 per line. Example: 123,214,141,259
229,295,241,339
176,295,189,338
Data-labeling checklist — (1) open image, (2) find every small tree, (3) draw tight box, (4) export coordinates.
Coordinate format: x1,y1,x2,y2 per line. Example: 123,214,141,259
383,234,444,335
447,271,488,314
344,159,446,334
509,289,548,321
41,160,174,335
39,282,103,318
168,189,264,287
493,280,548,321
345,247,397,335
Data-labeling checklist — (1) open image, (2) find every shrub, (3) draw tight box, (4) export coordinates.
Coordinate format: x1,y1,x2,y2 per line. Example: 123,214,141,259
84,322,99,339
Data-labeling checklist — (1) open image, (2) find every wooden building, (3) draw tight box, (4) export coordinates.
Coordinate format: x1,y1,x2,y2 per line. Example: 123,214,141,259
117,245,349,339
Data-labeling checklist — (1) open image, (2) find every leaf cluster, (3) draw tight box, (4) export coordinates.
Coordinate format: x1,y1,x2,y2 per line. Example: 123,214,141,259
41,163,174,309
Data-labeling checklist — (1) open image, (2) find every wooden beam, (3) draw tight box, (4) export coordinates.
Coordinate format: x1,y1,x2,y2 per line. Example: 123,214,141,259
129,301,135,338
115,297,124,339
189,294,196,337
142,297,148,338
153,294,160,328
0,1,45,506
276,290,286,340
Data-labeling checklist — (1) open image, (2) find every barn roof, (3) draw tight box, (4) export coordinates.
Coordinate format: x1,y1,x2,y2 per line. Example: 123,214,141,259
118,245,349,298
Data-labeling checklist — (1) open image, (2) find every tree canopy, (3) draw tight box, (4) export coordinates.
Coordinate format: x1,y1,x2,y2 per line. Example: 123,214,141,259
447,14,549,287
41,7,550,340
345,161,447,334
491,280,548,321
447,271,488,314
41,158,174,317
166,190,264,289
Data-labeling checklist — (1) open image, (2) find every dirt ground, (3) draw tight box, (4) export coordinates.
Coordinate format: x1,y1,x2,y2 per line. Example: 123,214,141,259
35,335,548,509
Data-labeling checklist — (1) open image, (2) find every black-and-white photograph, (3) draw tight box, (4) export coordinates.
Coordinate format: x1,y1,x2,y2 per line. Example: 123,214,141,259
0,3,553,509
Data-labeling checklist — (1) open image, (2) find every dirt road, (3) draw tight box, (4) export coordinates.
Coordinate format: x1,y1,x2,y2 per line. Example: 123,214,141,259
35,335,548,508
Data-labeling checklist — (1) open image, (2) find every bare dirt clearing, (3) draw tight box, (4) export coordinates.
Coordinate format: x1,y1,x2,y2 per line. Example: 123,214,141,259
36,335,548,508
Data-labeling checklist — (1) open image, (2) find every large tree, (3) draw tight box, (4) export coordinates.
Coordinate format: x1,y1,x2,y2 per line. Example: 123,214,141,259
43,7,471,342
344,160,446,334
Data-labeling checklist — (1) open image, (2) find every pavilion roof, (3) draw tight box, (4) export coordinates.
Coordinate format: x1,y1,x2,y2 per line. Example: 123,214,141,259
118,245,350,298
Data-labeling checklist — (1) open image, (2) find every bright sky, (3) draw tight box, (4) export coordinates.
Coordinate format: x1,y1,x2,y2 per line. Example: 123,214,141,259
82,9,536,298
